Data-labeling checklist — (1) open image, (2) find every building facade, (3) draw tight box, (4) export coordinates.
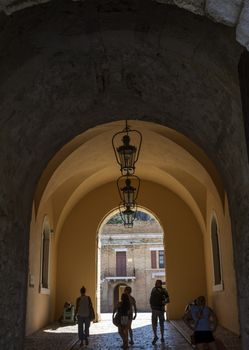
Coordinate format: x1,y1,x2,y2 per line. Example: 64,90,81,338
100,222,165,312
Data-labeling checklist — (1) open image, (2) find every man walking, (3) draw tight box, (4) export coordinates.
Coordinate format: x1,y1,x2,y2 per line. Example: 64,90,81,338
75,286,94,347
150,279,169,345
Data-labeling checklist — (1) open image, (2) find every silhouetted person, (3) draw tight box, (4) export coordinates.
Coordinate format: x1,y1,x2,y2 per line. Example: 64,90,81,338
75,286,94,347
150,279,169,345
190,296,217,350
183,298,197,330
113,292,130,349
124,286,137,345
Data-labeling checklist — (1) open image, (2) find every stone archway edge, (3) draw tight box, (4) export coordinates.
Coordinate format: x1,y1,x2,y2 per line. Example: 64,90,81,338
0,0,248,50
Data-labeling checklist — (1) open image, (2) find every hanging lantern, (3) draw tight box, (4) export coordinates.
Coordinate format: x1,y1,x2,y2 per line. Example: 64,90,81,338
112,120,142,175
119,203,137,228
117,175,140,208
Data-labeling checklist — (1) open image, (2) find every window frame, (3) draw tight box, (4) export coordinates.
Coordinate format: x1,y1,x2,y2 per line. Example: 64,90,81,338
150,248,165,269
210,213,223,292
158,250,165,268
40,216,52,295
116,250,127,277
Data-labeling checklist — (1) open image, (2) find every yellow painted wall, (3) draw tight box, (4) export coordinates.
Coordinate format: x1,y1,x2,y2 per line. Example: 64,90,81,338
26,181,239,335
26,202,57,335
55,181,206,320
139,182,207,319
26,120,239,336
205,192,239,334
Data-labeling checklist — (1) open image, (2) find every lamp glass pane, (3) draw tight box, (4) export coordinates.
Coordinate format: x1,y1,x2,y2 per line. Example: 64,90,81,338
117,145,136,171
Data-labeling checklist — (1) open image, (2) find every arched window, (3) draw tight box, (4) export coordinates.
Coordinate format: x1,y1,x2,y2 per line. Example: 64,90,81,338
211,215,223,291
40,217,51,293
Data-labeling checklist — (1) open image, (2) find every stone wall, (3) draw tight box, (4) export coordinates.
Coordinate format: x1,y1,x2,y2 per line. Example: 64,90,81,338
0,1,249,349
0,0,248,50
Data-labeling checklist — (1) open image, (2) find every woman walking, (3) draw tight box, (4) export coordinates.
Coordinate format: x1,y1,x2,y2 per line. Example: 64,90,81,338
113,292,130,349
190,295,218,350
124,286,137,345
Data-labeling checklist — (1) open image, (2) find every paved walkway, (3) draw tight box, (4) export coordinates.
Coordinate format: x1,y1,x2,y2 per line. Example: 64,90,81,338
25,313,191,350
24,313,241,350
171,320,241,350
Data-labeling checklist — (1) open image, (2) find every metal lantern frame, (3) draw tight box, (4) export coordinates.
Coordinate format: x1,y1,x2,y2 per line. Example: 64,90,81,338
117,174,140,209
112,120,142,176
119,202,137,228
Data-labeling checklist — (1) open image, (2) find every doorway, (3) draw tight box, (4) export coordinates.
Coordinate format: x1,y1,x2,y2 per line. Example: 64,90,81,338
113,283,128,307
98,209,165,314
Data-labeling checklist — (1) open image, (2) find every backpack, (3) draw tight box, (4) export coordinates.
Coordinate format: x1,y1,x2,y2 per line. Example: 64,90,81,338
150,287,169,310
162,290,170,305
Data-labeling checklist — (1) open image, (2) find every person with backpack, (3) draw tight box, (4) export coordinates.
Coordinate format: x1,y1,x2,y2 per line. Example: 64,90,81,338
149,279,170,345
183,298,197,330
113,292,131,349
75,286,95,347
189,295,218,350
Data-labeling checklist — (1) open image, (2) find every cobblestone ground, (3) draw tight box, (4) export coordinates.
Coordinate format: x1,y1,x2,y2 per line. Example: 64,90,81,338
25,313,192,350
171,320,241,350
25,313,241,350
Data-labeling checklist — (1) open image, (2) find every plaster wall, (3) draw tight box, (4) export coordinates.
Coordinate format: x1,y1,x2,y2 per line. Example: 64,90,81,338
27,181,238,334
204,193,239,334
56,180,206,320
26,201,57,335
25,128,239,336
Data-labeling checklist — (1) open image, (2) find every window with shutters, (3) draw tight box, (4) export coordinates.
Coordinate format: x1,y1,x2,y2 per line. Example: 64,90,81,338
151,249,165,269
116,251,127,276
151,251,157,268
158,250,165,268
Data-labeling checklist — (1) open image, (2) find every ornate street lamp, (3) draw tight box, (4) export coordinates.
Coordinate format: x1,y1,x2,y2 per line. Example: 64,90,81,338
119,203,137,228
112,120,142,175
117,175,140,208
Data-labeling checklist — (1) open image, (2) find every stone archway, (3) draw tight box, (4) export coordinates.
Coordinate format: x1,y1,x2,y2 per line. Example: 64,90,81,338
28,120,239,337
97,207,166,315
0,2,249,349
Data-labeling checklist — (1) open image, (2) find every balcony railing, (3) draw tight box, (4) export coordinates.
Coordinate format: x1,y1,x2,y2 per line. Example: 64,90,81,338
102,267,136,282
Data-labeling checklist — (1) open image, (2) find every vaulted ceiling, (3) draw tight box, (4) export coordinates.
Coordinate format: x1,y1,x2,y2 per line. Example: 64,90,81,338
35,121,225,236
